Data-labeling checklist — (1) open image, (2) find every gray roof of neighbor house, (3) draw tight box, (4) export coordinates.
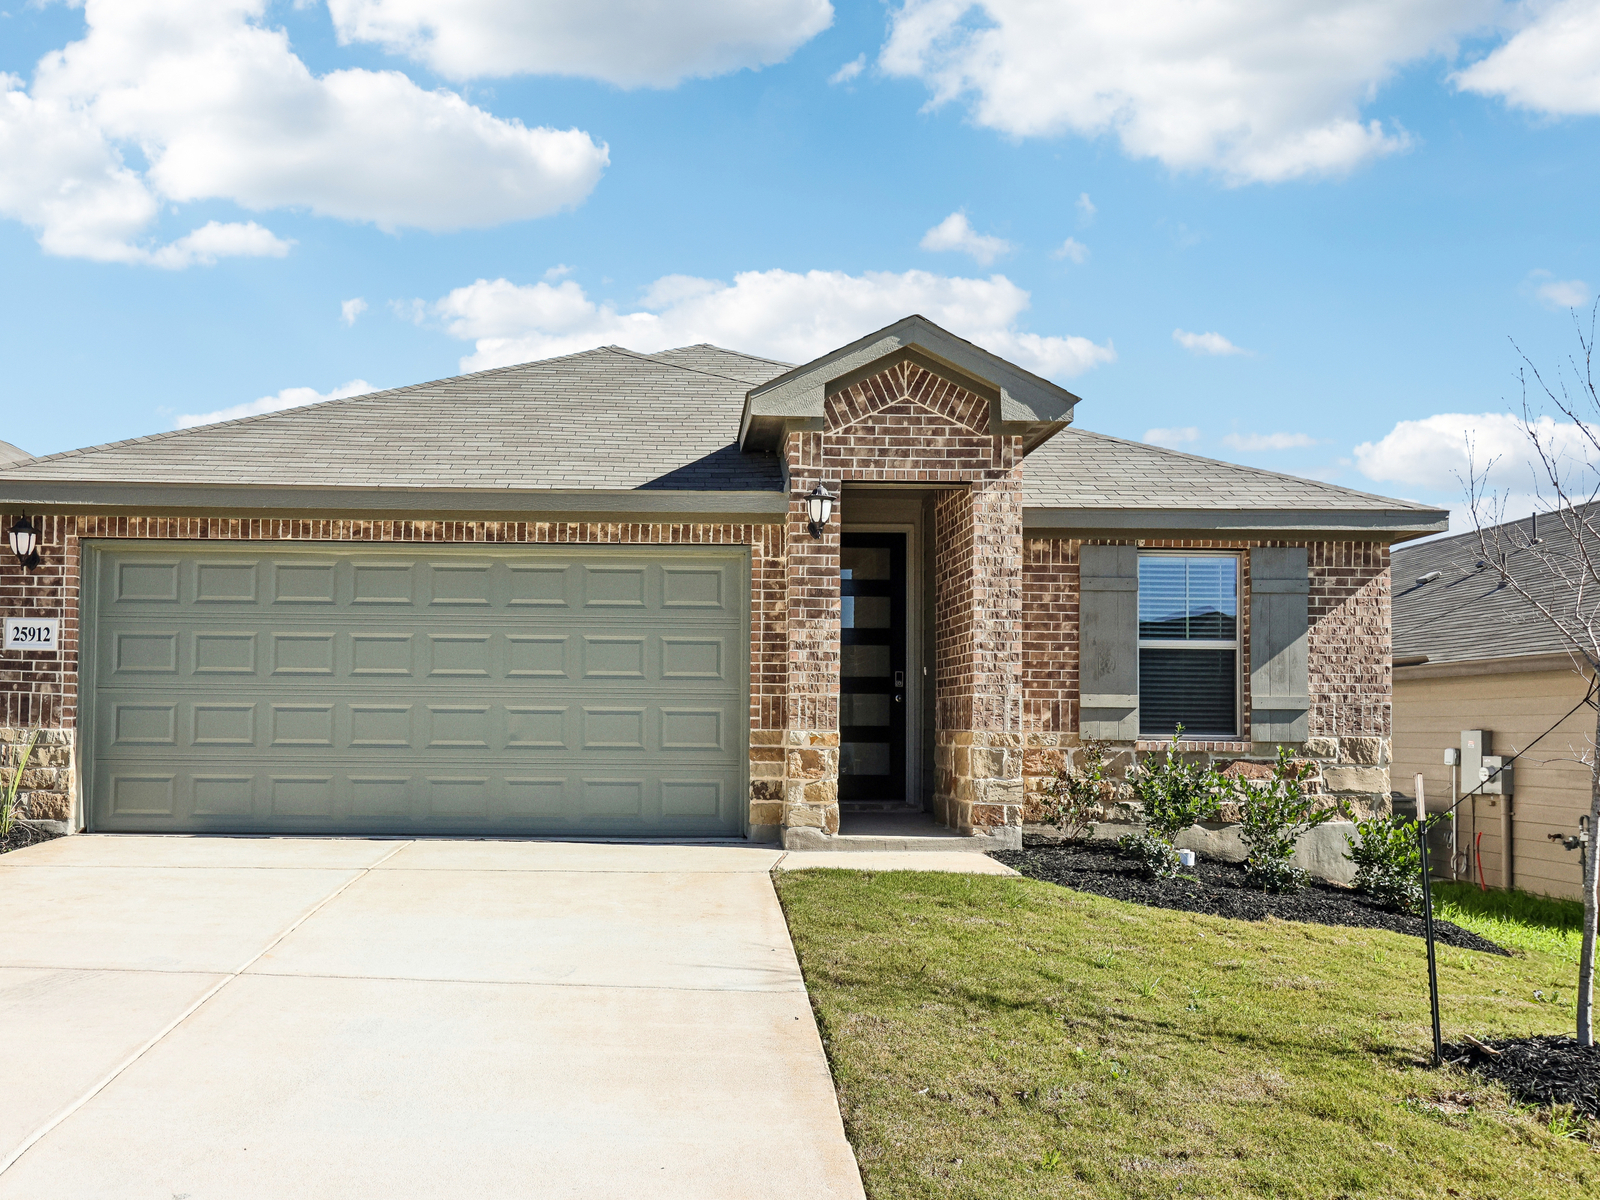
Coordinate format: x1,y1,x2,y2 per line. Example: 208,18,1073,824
1022,428,1448,539
0,345,789,496
0,440,29,466
1392,508,1595,666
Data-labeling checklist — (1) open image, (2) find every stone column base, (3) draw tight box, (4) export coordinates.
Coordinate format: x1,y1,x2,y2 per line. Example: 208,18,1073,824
934,730,1023,839
780,730,839,836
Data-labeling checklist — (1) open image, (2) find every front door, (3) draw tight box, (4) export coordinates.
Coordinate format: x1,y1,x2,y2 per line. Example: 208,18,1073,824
838,533,906,802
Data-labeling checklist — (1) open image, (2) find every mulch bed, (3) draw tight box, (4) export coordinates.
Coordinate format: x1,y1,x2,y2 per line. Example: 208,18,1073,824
1444,1035,1600,1117
0,820,59,856
991,839,1509,956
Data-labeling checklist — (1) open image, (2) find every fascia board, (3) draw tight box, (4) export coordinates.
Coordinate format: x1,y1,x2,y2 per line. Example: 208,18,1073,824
1024,506,1451,540
0,480,788,521
1395,651,1594,680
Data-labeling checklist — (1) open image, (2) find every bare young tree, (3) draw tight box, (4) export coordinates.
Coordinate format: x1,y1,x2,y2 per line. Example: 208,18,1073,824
1466,301,1600,1045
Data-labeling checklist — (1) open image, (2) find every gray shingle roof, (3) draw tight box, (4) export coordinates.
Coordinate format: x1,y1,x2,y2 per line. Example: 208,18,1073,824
0,440,29,467
1024,427,1443,513
1392,508,1590,665
646,344,793,385
0,346,791,493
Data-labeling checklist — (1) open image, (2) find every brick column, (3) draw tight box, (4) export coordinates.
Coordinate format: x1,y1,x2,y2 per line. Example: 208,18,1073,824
933,461,1024,846
780,431,841,841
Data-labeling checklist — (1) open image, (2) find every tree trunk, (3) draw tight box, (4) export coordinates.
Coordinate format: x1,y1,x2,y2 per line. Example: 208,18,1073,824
1581,704,1600,1046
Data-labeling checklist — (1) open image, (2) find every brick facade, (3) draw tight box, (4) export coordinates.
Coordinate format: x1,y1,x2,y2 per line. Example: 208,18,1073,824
1018,535,1393,822
771,358,1031,845
0,357,1399,846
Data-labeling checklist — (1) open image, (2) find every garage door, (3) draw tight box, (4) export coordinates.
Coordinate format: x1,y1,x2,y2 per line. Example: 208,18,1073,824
85,543,748,837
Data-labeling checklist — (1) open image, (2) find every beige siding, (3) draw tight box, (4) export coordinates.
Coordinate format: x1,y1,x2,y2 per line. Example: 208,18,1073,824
1393,666,1594,900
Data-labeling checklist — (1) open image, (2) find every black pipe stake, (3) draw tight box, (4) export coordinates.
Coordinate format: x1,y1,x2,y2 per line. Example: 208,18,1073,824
1419,819,1443,1066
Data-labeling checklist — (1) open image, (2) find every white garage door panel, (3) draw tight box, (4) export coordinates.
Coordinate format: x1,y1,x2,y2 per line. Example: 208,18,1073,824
86,544,748,837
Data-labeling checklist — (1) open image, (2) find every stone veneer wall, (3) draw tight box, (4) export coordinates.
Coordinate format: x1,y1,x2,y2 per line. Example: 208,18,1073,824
1019,536,1393,821
0,515,789,835
0,727,73,825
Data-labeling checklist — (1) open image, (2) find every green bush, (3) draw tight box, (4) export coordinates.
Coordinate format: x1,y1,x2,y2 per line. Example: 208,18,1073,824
1123,727,1221,878
1345,814,1424,914
1118,829,1182,879
1038,738,1112,841
1230,746,1344,893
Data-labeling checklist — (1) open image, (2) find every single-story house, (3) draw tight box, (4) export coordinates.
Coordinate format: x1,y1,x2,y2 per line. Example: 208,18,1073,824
1392,508,1597,900
0,316,1446,849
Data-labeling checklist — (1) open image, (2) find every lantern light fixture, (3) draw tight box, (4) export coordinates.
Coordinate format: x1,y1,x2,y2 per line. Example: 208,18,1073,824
805,482,835,540
7,514,40,570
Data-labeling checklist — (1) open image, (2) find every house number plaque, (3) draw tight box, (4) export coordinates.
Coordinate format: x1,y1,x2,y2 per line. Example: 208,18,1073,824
3,617,59,652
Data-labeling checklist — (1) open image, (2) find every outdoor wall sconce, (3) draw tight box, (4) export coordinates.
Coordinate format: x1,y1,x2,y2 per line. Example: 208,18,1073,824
805,482,835,540
7,514,40,570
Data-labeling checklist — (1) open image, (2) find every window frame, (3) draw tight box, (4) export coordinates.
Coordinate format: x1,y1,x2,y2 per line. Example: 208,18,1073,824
1135,551,1242,740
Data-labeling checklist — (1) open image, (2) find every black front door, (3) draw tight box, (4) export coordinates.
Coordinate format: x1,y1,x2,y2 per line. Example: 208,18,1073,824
839,533,906,802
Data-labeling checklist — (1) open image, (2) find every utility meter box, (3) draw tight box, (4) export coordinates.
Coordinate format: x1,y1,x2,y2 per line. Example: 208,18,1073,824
1443,747,1460,766
1480,754,1513,795
1462,730,1490,790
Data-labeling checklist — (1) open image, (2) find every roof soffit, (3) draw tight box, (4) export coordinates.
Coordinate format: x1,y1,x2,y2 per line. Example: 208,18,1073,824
737,314,1081,451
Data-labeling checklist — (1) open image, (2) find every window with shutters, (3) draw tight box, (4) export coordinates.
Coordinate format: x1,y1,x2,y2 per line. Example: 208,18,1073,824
1137,554,1238,738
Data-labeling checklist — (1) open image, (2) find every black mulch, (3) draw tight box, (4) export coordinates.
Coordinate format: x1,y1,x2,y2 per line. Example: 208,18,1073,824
1444,1035,1600,1117
991,839,1509,956
0,820,58,856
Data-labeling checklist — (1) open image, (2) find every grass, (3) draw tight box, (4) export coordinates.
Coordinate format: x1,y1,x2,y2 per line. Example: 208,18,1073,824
776,868,1597,1199
1434,881,1586,966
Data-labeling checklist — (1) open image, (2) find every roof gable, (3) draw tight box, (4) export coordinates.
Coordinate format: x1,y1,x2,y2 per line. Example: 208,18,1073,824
738,315,1080,453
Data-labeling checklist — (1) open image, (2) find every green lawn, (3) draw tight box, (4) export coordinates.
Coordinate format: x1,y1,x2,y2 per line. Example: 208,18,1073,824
776,868,1597,1199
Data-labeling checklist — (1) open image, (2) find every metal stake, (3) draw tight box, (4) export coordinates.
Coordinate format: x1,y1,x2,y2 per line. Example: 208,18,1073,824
1416,772,1443,1066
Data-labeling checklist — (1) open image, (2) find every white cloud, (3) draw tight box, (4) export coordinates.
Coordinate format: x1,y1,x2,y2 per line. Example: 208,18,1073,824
830,54,866,85
432,268,1116,380
0,0,608,264
1052,237,1089,264
1174,329,1248,356
919,211,1013,265
1144,426,1200,449
1455,0,1600,114
1353,411,1600,496
176,378,373,429
1221,431,1317,452
1533,273,1591,309
327,0,833,88
341,297,368,325
878,0,1497,183
1076,192,1096,223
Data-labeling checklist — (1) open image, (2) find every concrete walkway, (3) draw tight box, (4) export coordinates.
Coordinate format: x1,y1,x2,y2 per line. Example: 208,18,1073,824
0,836,865,1199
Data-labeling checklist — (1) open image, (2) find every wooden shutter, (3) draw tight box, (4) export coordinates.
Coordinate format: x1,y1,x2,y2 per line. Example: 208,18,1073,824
1079,544,1139,739
1249,547,1310,744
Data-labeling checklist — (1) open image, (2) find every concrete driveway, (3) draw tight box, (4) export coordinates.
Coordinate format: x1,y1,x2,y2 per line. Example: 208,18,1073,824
0,836,865,1199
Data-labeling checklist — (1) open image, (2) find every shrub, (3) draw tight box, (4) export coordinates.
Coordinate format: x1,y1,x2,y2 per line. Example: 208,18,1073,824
1230,746,1345,893
1346,814,1425,914
1118,829,1182,879
1122,727,1222,878
1038,739,1112,841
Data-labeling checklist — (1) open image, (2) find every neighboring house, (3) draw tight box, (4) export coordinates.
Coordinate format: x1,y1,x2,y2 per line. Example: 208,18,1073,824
0,441,30,467
0,316,1445,849
1393,510,1597,900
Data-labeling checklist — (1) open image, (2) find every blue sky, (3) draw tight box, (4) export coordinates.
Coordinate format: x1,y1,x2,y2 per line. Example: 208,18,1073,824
3,0,1599,529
